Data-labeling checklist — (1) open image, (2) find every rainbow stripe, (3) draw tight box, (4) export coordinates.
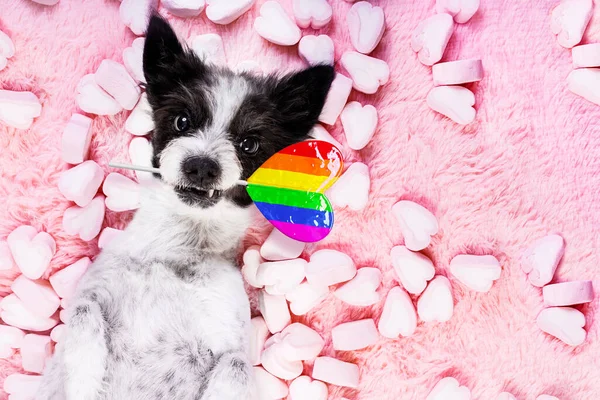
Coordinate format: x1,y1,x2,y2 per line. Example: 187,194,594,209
247,140,343,242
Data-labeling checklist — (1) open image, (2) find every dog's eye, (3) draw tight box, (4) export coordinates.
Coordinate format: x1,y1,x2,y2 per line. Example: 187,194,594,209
240,137,260,155
174,114,191,132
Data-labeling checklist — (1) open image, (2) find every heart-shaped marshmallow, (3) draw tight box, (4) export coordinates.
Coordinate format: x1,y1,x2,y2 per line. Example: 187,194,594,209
206,0,256,25
0,30,15,72
426,377,471,400
123,37,146,84
427,85,476,125
436,0,480,23
261,228,305,261
551,0,592,48
258,259,306,295
190,34,226,65
391,246,435,295
306,249,357,287
4,374,43,399
411,13,454,66
267,322,324,361
63,195,106,241
332,319,379,351
76,74,123,116
285,281,329,316
0,294,59,331
449,254,501,293
299,35,335,66
98,227,123,249
309,124,343,150
319,73,353,125
61,113,93,165
258,290,291,334
254,367,289,400
347,1,385,54
102,172,141,212
242,245,264,288
340,102,378,150
20,334,52,373
378,286,417,338
312,357,360,388
497,393,517,400
8,226,56,280
341,51,390,94
0,241,16,271
249,316,269,366
261,338,303,380
11,276,60,318
49,257,92,299
58,160,104,207
537,306,586,346
572,43,600,67
289,376,328,400
334,267,381,306
0,90,42,130
95,59,141,111
254,1,301,46
417,276,454,323
0,325,25,359
326,162,370,211
129,136,154,183
543,281,594,306
51,324,66,343
567,68,600,106
521,234,564,287
126,93,154,136
432,59,484,86
162,0,206,17
293,0,332,29
120,0,158,36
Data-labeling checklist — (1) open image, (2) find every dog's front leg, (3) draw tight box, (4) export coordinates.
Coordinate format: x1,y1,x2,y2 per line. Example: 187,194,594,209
200,351,256,400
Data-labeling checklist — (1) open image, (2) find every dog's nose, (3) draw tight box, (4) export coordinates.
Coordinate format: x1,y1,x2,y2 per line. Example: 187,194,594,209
182,156,221,187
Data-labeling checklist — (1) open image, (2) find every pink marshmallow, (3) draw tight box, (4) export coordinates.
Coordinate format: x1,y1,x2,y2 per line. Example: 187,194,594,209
568,67,600,106
309,124,344,150
0,325,25,359
162,0,206,17
436,0,480,23
102,173,140,212
62,195,106,241
292,0,332,29
411,13,454,66
119,0,158,36
334,267,381,306
427,85,476,125
306,249,356,287
432,59,484,86
312,356,360,388
260,228,305,261
254,366,289,399
289,376,328,400
258,290,291,334
346,1,385,54
94,59,141,110
0,241,16,271
98,227,123,249
267,323,324,361
551,0,592,48
318,73,353,125
521,234,565,287
76,74,123,116
49,257,92,299
123,38,146,84
0,294,59,331
3,374,42,399
543,281,594,306
0,90,42,130
11,276,60,318
241,245,264,288
537,306,586,346
572,43,600,67
50,324,66,343
20,334,52,374
61,113,93,165
258,259,306,296
378,286,417,338
58,160,104,207
332,319,379,351
249,316,270,366
261,339,303,380
285,281,329,316
8,228,56,280
125,93,154,136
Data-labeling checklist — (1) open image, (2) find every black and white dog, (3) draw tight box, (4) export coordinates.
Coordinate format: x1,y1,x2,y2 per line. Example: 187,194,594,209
38,15,334,400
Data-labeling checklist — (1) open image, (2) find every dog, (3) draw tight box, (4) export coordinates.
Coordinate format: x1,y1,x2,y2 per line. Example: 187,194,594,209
37,15,334,400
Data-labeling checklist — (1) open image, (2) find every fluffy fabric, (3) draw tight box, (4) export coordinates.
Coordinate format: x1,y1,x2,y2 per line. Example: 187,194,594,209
1,0,599,399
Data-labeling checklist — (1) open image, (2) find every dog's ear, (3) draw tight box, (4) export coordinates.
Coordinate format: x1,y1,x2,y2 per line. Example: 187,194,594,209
269,65,335,136
143,15,185,85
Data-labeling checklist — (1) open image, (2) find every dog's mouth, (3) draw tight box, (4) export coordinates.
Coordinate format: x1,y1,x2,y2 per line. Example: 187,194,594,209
174,185,224,207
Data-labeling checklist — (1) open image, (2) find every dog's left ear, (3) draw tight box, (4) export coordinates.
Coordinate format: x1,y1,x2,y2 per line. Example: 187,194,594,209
270,65,335,136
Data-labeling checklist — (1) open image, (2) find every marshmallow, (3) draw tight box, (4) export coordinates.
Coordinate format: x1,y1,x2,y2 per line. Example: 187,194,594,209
98,227,124,249
0,90,42,130
261,339,303,380
94,59,141,110
427,85,476,125
0,30,15,71
242,245,264,288
312,357,359,388
129,136,154,183
392,200,438,251
120,0,158,35
0,325,25,359
289,376,328,400
126,93,154,136
417,276,454,323
426,377,471,400
31,0,60,4
432,59,484,86
411,13,454,66
102,173,140,212
390,246,435,295
537,306,586,346
123,37,146,84
50,324,66,343
341,102,378,150
306,249,356,287
49,257,92,299
299,35,335,66
567,68,600,106
436,0,480,23
543,281,594,306
258,290,291,333
62,195,106,241
551,0,592,48
61,113,93,165
261,228,305,261
378,286,417,338
332,319,378,351
341,51,390,94
327,162,370,212
258,259,306,296
0,294,59,331
293,0,332,29
0,241,16,271
521,234,564,287
319,73,353,125
334,267,381,306
266,323,324,362
58,160,104,207
309,124,343,150
254,1,301,46
76,74,123,116
3,374,42,399
206,0,256,25
11,276,60,318
449,254,501,293
162,0,206,17
347,1,385,54
254,366,288,399
285,281,329,316
249,316,269,366
572,43,600,67
7,227,56,280
20,334,52,374
190,34,226,65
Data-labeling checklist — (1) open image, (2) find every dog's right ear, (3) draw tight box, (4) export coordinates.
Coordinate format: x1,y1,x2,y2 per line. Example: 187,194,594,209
143,15,185,86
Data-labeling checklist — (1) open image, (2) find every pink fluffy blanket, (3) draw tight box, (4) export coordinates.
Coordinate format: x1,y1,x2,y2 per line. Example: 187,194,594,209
1,0,599,399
